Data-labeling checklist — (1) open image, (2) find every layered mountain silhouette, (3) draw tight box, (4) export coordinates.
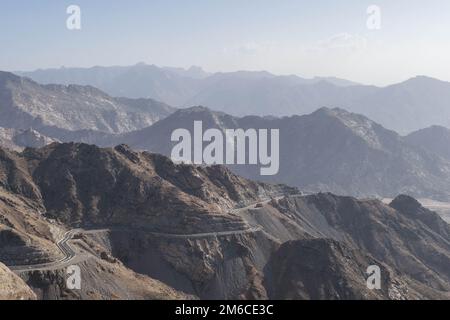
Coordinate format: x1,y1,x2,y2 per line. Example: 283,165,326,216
101,106,450,201
0,143,449,299
2,68,450,299
17,64,208,106
18,65,450,133
1,70,450,201
0,71,175,139
18,64,355,106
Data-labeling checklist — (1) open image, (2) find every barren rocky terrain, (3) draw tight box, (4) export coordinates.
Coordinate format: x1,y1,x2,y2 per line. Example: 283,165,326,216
0,143,449,300
0,262,36,300
106,106,450,201
0,71,175,141
2,71,450,202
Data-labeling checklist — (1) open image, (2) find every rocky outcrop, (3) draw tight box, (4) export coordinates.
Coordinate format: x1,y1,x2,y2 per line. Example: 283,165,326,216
19,65,450,134
0,262,36,300
1,143,450,300
268,193,450,293
264,239,406,300
92,228,277,299
0,127,58,152
405,125,450,162
18,143,284,232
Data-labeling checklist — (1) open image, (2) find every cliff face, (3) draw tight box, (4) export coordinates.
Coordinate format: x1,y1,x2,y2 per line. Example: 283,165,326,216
19,258,193,300
1,143,450,300
264,239,404,300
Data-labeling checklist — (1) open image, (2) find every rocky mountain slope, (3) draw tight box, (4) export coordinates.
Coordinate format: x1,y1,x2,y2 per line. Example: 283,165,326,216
2,142,284,299
0,71,175,139
351,76,450,134
2,100,449,201
108,106,450,201
3,71,450,202
0,127,58,151
0,143,449,300
264,239,408,300
406,125,450,162
19,65,450,133
267,194,450,294
0,262,36,300
21,142,290,231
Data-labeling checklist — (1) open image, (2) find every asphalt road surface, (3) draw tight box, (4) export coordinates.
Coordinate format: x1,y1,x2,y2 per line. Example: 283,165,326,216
7,196,290,273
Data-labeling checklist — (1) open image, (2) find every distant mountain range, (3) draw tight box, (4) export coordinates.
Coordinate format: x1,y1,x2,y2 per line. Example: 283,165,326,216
18,64,450,133
0,71,175,139
17,64,358,106
1,70,450,201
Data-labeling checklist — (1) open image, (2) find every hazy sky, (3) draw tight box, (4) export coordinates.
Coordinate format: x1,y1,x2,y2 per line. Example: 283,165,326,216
1,0,450,86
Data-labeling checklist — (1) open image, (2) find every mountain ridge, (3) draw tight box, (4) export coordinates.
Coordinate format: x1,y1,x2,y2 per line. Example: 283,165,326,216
17,64,450,133
1,142,450,299
0,71,176,139
102,106,450,201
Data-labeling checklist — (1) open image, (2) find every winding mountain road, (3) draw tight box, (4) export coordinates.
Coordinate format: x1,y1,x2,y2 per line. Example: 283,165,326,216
9,229,83,273
8,196,287,273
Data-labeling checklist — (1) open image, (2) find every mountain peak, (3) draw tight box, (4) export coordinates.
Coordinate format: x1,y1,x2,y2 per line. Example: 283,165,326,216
311,107,363,122
401,75,449,87
410,125,450,136
177,105,213,114
308,107,397,150
405,124,450,161
390,194,422,212
313,106,346,114
412,75,439,81
169,106,232,125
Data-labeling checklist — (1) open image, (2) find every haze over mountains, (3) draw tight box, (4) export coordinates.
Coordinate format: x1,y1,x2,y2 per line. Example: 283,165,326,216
0,71,175,139
107,106,450,201
17,63,357,105
1,66,450,300
18,64,450,134
1,70,450,202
